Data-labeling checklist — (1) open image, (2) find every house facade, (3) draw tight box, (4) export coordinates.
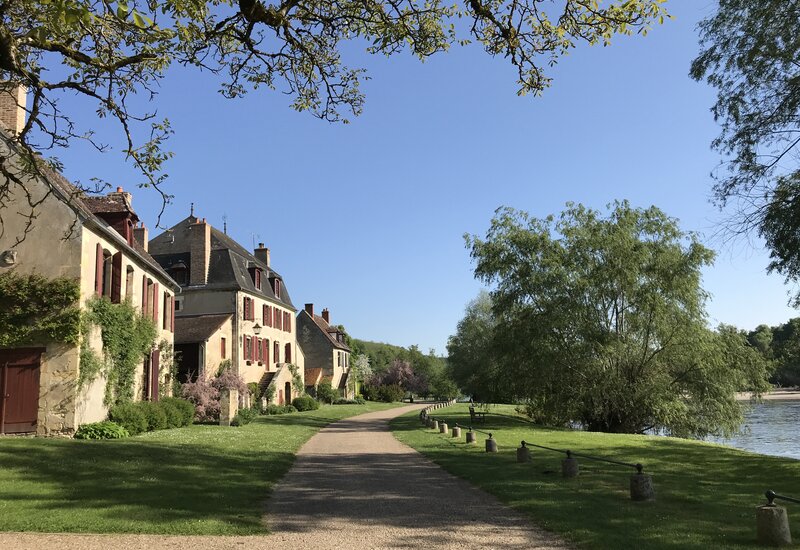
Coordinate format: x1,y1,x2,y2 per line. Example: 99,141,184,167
149,217,303,405
297,304,352,399
0,88,179,435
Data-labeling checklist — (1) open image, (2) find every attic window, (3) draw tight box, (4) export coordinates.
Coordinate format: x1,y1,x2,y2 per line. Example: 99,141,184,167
170,262,188,285
255,268,261,290
272,278,281,299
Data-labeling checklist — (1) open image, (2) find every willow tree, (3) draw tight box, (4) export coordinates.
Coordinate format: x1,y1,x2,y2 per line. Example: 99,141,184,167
0,0,669,239
466,202,770,437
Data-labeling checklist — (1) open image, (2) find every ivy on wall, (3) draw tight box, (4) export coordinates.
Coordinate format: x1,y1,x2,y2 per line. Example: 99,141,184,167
0,271,81,347
84,297,157,405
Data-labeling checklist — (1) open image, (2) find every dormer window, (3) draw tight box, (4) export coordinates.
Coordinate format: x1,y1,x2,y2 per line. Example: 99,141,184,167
255,268,261,290
271,278,281,299
170,262,188,285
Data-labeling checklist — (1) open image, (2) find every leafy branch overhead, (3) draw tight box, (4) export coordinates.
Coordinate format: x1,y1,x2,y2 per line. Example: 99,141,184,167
0,0,668,234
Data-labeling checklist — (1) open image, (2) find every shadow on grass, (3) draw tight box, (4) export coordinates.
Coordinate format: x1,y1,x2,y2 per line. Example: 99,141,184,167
392,406,800,550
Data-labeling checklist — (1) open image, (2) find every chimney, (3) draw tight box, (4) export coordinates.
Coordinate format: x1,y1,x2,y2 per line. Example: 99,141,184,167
254,242,270,267
0,84,26,136
322,308,330,324
133,222,149,252
189,217,211,285
109,186,133,207
305,303,314,316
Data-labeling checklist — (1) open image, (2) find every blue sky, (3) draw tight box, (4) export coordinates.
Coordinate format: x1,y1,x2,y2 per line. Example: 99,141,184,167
53,1,798,354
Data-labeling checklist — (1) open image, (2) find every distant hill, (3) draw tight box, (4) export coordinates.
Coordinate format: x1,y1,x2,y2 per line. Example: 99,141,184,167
352,338,446,374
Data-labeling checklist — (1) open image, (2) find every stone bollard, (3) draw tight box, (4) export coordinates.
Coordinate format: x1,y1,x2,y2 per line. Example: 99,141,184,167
562,451,579,478
757,492,793,546
517,441,531,463
440,422,448,434
630,466,655,502
219,387,238,427
466,430,477,444
485,434,498,453
432,420,439,431
452,425,461,438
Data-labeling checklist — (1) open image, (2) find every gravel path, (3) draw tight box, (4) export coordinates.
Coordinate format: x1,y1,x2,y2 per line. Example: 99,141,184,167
1,404,568,549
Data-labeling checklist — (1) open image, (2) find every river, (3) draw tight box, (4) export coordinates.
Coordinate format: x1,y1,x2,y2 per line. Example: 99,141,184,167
709,400,800,460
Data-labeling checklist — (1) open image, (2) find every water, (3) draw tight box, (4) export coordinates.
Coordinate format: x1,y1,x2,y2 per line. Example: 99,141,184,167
709,400,800,460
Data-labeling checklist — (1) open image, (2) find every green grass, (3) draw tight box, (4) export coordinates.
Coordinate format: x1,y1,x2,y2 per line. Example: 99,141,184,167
391,404,800,549
0,402,400,535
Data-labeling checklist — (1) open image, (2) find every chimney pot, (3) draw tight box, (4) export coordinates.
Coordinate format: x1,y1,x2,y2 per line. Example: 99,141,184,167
116,186,123,193
305,303,314,316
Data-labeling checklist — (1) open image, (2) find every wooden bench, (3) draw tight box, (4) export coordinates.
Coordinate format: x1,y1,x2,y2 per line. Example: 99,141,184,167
469,406,486,424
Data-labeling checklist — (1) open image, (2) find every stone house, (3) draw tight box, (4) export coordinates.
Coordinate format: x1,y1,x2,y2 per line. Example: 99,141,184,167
0,88,180,435
149,217,303,405
297,304,353,399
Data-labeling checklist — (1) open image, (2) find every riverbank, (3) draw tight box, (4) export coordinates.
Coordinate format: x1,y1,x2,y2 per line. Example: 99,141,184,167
736,388,800,401
392,403,800,549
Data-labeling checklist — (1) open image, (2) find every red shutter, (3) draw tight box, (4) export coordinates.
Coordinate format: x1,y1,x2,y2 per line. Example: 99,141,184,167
262,305,267,325
152,283,159,322
221,337,226,359
252,337,257,361
265,339,270,366
110,252,122,303
95,243,104,295
142,277,147,314
274,341,279,364
170,296,175,332
285,343,291,363
151,349,160,402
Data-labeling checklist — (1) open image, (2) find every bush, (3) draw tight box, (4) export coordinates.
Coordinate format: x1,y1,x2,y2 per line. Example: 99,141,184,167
316,381,338,404
74,421,129,440
139,401,168,431
354,395,366,404
160,397,195,427
292,396,320,411
109,402,147,435
158,399,183,428
377,384,405,403
263,404,296,415
361,385,379,402
333,398,360,405
235,407,258,425
284,404,297,413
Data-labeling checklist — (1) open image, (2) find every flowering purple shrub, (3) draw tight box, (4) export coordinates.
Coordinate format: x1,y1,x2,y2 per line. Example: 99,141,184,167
181,368,248,421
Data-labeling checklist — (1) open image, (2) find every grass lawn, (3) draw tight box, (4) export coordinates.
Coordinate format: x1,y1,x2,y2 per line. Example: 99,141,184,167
0,402,400,535
391,404,800,549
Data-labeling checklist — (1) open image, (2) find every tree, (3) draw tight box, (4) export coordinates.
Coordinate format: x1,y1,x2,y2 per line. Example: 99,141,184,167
690,0,800,303
447,290,507,402
769,318,800,387
349,352,372,396
466,202,770,437
1,0,668,239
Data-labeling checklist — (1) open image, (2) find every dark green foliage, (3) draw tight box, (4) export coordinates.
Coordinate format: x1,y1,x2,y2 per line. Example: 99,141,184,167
748,318,800,387
691,1,800,301
246,382,260,400
231,408,258,426
315,381,338,404
263,404,296,415
292,396,320,411
465,202,770,437
138,401,168,431
361,385,378,401
0,271,81,347
108,403,148,436
354,395,366,404
158,398,184,428
159,397,195,427
85,297,158,405
376,384,405,403
74,421,129,440
333,398,361,405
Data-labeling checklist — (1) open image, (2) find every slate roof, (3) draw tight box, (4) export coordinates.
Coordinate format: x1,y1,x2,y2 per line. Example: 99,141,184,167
0,131,179,291
174,314,231,344
82,194,138,217
299,310,351,352
149,216,295,310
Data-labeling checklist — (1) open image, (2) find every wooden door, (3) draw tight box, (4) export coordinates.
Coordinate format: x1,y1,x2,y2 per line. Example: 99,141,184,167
0,348,43,434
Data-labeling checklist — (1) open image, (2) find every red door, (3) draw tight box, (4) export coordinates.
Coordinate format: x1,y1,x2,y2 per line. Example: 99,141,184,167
0,348,43,434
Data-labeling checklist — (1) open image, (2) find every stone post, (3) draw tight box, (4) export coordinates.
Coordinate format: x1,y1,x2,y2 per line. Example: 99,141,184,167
630,468,656,502
219,388,238,427
485,434,498,453
517,441,531,463
562,451,579,478
440,421,448,434
757,494,793,547
452,425,462,438
466,430,477,444
432,420,439,431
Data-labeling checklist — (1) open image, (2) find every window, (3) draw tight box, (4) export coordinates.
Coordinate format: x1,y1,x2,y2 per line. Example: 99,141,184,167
243,297,254,321
264,305,272,327
254,269,261,290
221,337,227,359
263,339,269,366
285,343,292,363
163,293,170,329
175,297,183,312
256,337,262,362
244,336,251,361
272,278,281,299
274,307,282,330
274,341,280,364
170,264,188,285
284,312,291,333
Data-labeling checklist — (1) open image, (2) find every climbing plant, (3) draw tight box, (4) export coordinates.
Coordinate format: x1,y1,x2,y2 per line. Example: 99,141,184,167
287,364,304,395
84,297,157,405
0,271,81,347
